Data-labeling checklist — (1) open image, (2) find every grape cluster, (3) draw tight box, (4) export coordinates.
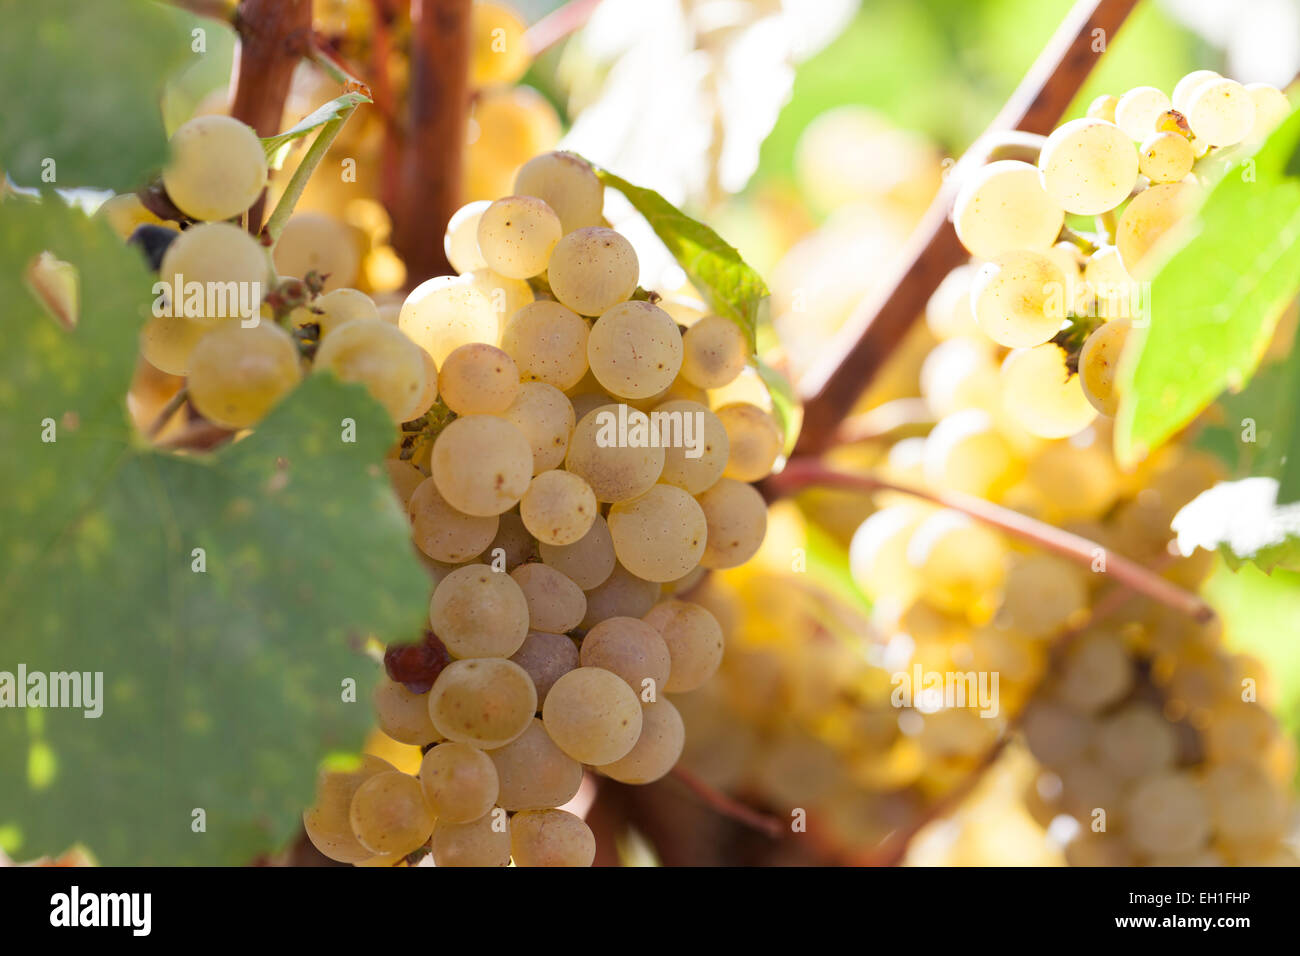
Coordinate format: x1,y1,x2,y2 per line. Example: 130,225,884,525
292,150,781,867
949,72,1290,436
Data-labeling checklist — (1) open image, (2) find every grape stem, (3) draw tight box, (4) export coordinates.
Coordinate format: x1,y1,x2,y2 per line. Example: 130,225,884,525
790,0,1142,456
147,387,190,440
229,0,315,234
669,767,785,838
767,458,1217,624
525,0,605,55
261,113,355,245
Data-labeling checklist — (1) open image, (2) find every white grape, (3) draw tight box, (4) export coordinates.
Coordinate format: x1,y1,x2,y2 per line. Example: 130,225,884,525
952,160,1064,260
1037,118,1138,214
514,151,604,235
477,195,562,279
1114,86,1172,141
163,115,267,222
587,301,683,399
444,199,491,274
546,227,639,316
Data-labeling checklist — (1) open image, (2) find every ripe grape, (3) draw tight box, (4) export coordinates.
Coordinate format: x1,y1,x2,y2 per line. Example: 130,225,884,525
1138,131,1194,184
429,564,530,658
1172,70,1221,112
924,263,981,340
922,409,1022,497
608,484,707,582
348,770,435,856
465,267,534,336
999,343,1097,439
1079,318,1131,416
680,314,747,389
408,477,499,564
994,553,1090,636
564,403,665,501
716,402,782,482
444,199,490,274
514,151,604,235
642,599,724,692
1123,772,1211,856
581,562,660,628
542,666,644,764
696,478,767,569
587,301,683,399
274,213,360,291
1057,629,1134,713
509,631,579,704
546,226,639,316
437,343,520,415
1113,86,1172,141
430,810,511,867
139,313,208,375
1085,94,1118,123
399,274,499,365
477,195,562,279
187,321,301,428
1203,762,1287,848
1185,77,1255,146
970,250,1068,348
427,658,537,748
373,676,442,746
1116,182,1197,277
1095,704,1177,779
579,616,672,694
486,718,584,810
538,514,617,590
502,300,590,390
849,505,927,611
905,510,1006,614
520,469,598,545
96,192,163,240
1037,118,1138,214
952,160,1064,260
431,415,533,515
465,86,562,201
509,809,596,867
418,742,499,824
510,563,587,634
653,399,730,494
163,115,268,221
503,382,575,473
470,0,530,86
159,221,270,323
484,511,535,570
919,337,1000,417
1245,83,1292,136
313,319,430,422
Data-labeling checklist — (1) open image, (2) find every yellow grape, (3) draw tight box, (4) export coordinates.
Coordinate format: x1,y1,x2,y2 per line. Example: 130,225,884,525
520,469,598,546
579,616,672,694
431,415,534,516
429,564,531,659
437,343,520,415
418,742,499,824
163,115,267,222
1037,118,1138,214
547,227,639,316
970,250,1068,348
607,484,707,582
952,160,1064,260
509,809,596,867
431,809,511,867
427,658,538,748
274,213,360,291
486,718,583,810
510,563,587,634
313,319,429,422
542,666,643,765
1078,318,1131,416
408,476,498,564
187,321,301,429
477,195,562,279
514,151,604,235
348,770,435,857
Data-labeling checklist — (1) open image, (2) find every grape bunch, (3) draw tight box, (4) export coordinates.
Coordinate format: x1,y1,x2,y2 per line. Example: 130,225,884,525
947,71,1291,436
293,150,781,867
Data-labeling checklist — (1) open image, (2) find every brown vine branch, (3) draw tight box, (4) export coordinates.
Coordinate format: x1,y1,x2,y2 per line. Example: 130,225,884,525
768,459,1216,623
392,0,473,284
525,0,604,55
230,0,314,234
669,767,785,838
792,0,1142,456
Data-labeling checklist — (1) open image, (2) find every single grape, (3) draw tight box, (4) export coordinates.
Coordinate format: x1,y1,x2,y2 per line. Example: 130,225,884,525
923,409,1023,496
292,287,379,339
1085,94,1118,123
313,319,430,423
477,195,562,279
1114,86,1172,141
510,563,587,634
508,631,579,705
419,742,499,824
503,382,575,473
653,399,730,494
1079,318,1131,416
1138,131,1195,184
486,718,583,810
187,321,301,428
999,343,1097,439
430,809,511,867
159,221,270,324
465,86,562,201
970,250,1068,348
1245,83,1292,137
443,199,490,274
642,599,724,693
588,301,684,399
696,478,767,570
608,484,707,582
1123,772,1211,857
994,552,1090,636
1057,629,1134,713
520,469,598,546
437,343,520,415
163,115,268,221
680,314,747,389
715,402,782,482
905,509,1006,614
274,212,360,291
399,274,499,365
427,658,538,748
348,770,435,857
1116,182,1197,277
470,1,530,87
579,616,672,695
924,263,981,341
408,476,499,564
546,227,639,316
952,160,1064,260
542,666,644,765
1185,77,1255,146
502,300,590,390
373,676,441,746
1095,704,1177,779
509,809,596,867
139,313,208,376
431,415,534,516
1037,118,1138,215
580,562,659,628
564,403,665,501
429,564,531,658
514,151,604,235
538,514,617,590
484,510,535,570
1172,70,1221,112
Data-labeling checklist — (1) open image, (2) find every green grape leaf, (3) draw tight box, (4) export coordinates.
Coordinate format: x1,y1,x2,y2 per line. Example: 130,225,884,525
1172,479,1300,574
0,201,428,865
262,92,372,171
594,167,800,448
0,0,196,191
1115,107,1300,469
596,169,768,353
